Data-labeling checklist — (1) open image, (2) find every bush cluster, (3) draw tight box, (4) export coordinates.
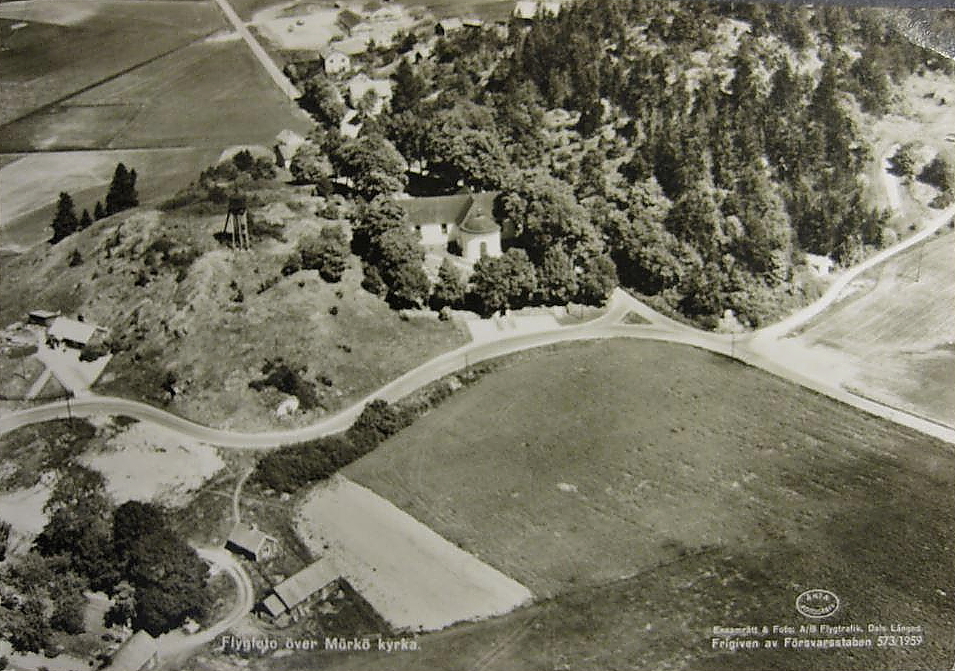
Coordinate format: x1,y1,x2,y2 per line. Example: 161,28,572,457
251,399,415,492
249,360,319,410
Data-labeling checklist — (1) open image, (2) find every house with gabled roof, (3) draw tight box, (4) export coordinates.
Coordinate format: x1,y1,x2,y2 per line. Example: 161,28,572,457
336,9,363,35
398,192,506,262
261,558,341,617
47,316,105,349
225,522,278,562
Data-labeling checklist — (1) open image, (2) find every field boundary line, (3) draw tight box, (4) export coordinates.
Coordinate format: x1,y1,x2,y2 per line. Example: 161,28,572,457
0,30,222,130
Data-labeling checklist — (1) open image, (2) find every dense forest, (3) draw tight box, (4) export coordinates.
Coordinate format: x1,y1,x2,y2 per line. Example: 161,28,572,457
289,0,947,326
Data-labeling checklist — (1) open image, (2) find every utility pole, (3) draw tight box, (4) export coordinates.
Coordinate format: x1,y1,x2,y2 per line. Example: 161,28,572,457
66,391,74,428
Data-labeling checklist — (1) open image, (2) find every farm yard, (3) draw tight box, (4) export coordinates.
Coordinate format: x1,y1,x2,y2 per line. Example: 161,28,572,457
782,228,955,427
326,339,955,671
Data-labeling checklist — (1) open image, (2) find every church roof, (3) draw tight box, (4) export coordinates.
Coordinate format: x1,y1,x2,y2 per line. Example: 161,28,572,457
398,192,499,231
459,208,498,234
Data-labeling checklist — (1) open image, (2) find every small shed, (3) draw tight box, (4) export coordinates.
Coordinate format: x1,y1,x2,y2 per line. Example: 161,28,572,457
274,129,306,167
28,309,60,327
336,9,363,35
806,253,835,277
225,523,278,562
105,630,159,671
48,317,101,349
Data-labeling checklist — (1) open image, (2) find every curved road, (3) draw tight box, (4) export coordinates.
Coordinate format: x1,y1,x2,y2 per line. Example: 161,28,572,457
2,157,954,448
2,284,953,446
155,547,255,662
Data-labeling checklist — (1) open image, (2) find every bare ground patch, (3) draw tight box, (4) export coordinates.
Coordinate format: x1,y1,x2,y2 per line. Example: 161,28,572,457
295,476,533,632
81,420,225,506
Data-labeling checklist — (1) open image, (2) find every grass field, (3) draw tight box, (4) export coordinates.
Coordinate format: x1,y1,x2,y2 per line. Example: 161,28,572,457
319,339,955,671
786,228,955,427
0,2,224,126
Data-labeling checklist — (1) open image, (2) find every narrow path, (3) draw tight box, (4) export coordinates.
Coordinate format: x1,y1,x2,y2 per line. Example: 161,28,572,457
210,0,300,100
232,467,253,524
24,366,51,400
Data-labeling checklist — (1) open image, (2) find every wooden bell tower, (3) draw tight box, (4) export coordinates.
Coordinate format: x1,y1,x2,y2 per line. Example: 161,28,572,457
222,195,251,250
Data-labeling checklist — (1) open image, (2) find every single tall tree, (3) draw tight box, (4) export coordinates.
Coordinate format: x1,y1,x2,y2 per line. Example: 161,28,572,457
106,163,138,215
50,192,79,244
79,209,93,230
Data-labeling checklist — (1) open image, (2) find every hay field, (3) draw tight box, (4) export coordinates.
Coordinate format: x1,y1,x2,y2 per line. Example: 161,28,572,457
0,38,311,152
787,228,955,427
332,338,955,670
0,2,223,126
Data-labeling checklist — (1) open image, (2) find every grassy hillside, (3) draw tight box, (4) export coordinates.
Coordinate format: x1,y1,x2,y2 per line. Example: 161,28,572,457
331,339,955,670
0,190,468,430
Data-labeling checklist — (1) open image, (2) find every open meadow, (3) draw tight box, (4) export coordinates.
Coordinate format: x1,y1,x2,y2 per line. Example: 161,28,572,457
328,339,955,670
783,228,955,427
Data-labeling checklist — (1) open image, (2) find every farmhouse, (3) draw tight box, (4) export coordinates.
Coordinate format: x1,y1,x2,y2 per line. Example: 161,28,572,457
346,73,392,114
323,48,351,75
398,192,507,262
105,630,158,671
47,316,104,349
225,523,278,562
261,558,341,617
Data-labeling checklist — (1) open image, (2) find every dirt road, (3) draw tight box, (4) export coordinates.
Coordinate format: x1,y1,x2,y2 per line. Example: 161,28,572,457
210,0,300,99
156,547,254,662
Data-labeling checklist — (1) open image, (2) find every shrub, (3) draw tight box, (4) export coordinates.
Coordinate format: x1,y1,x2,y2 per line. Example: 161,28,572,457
249,362,318,410
79,342,110,362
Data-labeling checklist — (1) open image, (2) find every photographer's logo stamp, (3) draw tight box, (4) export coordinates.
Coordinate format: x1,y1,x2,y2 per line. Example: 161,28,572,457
795,589,840,619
